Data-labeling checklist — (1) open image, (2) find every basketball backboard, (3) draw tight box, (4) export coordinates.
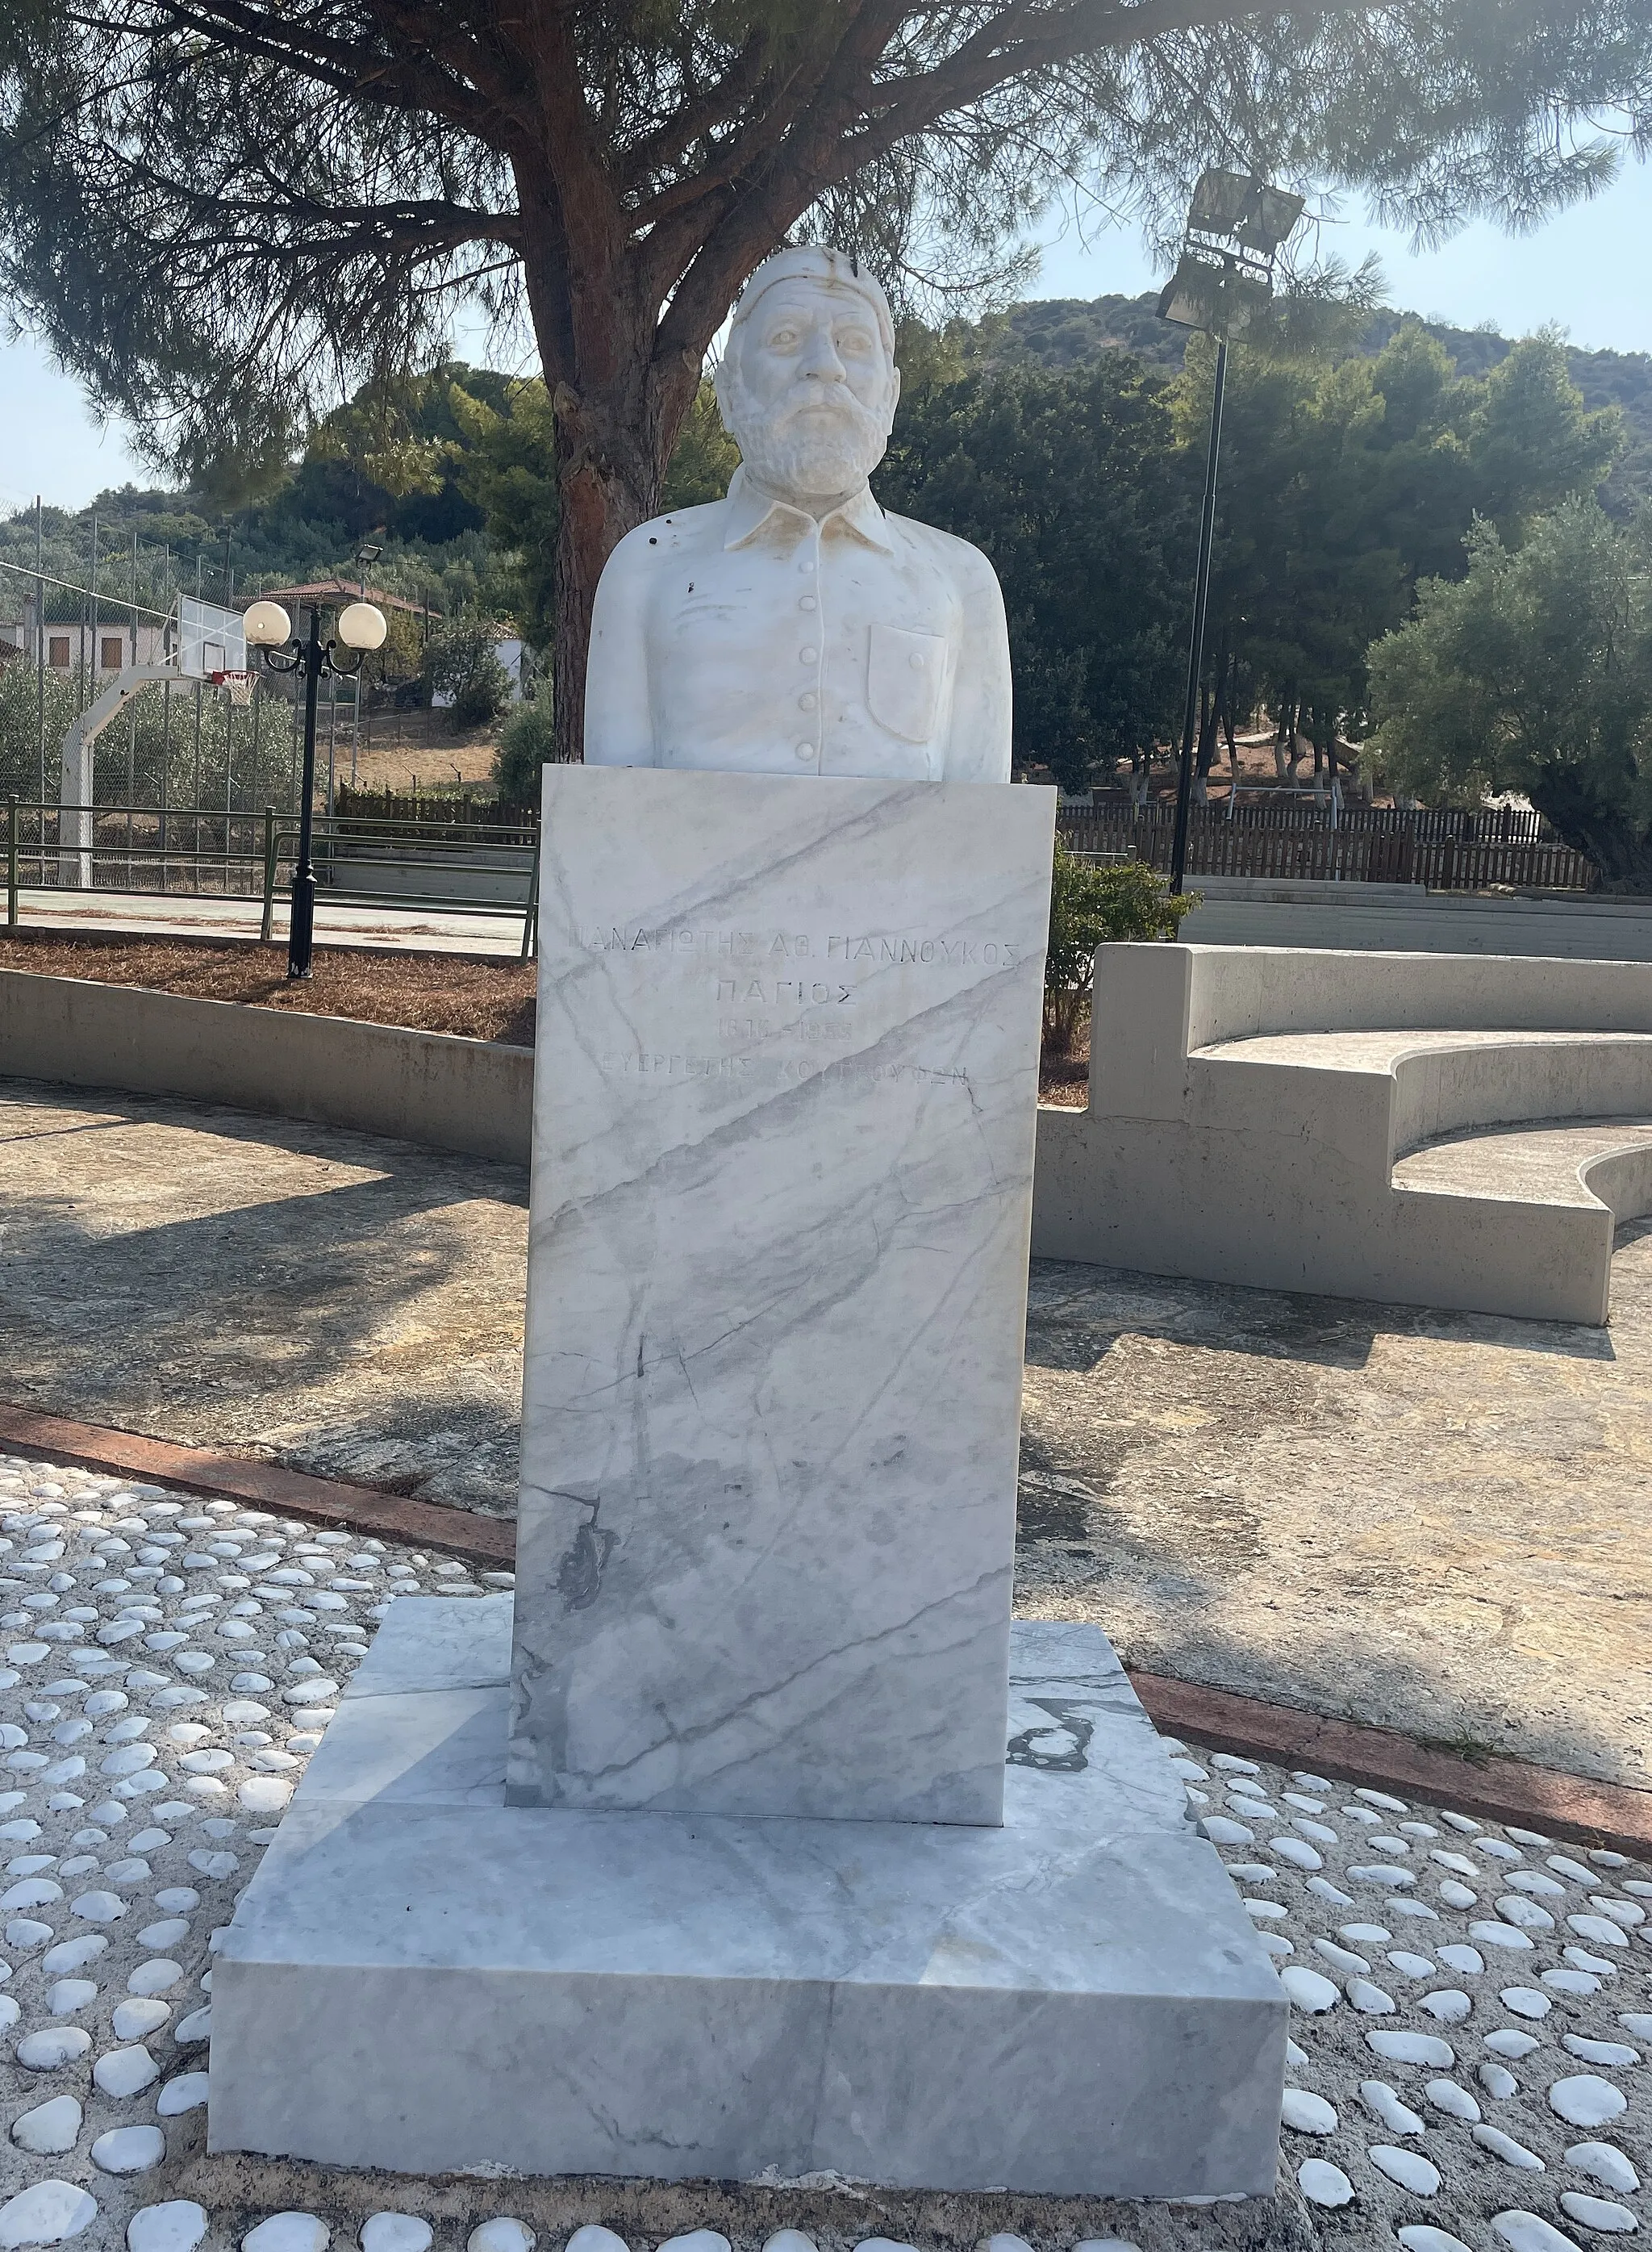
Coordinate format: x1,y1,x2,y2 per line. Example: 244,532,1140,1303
173,595,246,677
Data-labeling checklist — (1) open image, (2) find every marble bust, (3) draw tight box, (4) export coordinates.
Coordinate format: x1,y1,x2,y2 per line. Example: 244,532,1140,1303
584,244,1012,782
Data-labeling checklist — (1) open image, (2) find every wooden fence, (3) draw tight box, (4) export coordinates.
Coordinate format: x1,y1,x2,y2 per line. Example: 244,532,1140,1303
1057,802,1596,892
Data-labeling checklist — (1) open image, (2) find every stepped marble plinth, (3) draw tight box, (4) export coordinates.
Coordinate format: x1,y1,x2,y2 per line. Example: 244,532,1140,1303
209,1598,1287,2194
509,766,1054,1825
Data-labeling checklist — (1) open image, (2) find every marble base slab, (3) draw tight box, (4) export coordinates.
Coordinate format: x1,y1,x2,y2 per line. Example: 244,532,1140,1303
209,1599,1287,2196
511,767,1054,1826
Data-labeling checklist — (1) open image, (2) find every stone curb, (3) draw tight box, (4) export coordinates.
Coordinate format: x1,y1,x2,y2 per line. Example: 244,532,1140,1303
1128,1667,1652,1857
0,1401,515,1566
5,1398,1649,1852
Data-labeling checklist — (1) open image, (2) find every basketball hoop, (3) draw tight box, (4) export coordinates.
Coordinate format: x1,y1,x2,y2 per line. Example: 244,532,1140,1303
213,669,256,708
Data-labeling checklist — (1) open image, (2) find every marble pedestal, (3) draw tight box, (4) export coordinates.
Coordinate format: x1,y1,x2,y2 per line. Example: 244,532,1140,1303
209,1599,1287,2195
511,767,1054,1825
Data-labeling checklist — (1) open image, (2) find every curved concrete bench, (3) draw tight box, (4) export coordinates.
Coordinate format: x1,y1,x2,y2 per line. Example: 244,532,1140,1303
1032,945,1652,1323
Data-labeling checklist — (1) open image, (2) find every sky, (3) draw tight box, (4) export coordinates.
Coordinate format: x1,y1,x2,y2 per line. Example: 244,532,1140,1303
6,155,1650,518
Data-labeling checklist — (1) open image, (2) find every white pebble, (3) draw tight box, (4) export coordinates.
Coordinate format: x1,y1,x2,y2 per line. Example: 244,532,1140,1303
1475,2124,1546,2170
361,2222,433,2252
173,2008,211,2045
111,1999,170,2041
1425,2079,1479,2122
9,2095,82,2153
90,2125,165,2175
94,2045,159,2097
1348,1978,1395,2013
565,2233,628,2252
1280,2088,1337,2134
1200,1815,1254,1845
156,2073,208,2116
241,2221,330,2252
1396,2230,1475,2252
1369,2145,1441,2196
1487,2029,1541,2058
1471,1921,1535,1951
0,2181,99,2246
1420,1991,1472,2024
466,2225,536,2252
1566,2144,1641,2194
655,2239,725,2252
1558,2196,1637,2233
1361,2081,1425,2136
1549,2075,1627,2128
17,2027,92,2070
69,1891,123,1923
1491,2214,1585,2252
1501,1987,1551,2020
1563,2037,1639,2066
126,2202,209,2252
1438,1944,1485,1974
1279,1966,1339,2012
1366,2029,1454,2067
1296,2158,1354,2208
1270,1836,1323,1870
1566,1916,1627,1949
1480,2063,1520,2100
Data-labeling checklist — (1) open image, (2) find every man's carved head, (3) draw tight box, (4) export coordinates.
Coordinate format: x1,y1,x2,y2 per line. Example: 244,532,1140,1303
716,245,900,505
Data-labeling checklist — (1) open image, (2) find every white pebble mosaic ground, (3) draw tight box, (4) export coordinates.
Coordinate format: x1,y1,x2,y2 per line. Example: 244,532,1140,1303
0,1448,1645,2251
1181,1743,1650,2249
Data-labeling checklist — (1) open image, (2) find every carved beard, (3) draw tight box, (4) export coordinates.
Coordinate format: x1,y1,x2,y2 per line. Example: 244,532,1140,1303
727,375,891,503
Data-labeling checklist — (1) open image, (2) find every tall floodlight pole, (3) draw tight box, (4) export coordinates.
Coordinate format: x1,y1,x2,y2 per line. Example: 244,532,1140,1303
1158,169,1305,893
243,595,388,977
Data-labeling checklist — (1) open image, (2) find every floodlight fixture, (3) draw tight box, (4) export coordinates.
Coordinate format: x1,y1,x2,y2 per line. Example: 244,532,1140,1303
1158,168,1304,894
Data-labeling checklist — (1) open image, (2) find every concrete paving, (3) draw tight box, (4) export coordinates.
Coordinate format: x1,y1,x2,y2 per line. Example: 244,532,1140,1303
0,1078,1646,1791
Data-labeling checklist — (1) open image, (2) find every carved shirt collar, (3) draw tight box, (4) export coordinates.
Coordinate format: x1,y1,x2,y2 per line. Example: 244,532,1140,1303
720,464,895,556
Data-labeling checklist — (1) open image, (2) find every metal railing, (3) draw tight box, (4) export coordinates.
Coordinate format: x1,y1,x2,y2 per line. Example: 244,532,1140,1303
1056,801,1596,892
4,798,541,960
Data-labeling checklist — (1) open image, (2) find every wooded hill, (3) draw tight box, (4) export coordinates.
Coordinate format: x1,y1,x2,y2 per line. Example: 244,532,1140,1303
978,292,1652,515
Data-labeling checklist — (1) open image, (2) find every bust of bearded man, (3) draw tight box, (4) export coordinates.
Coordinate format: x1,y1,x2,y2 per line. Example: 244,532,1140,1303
584,244,1012,783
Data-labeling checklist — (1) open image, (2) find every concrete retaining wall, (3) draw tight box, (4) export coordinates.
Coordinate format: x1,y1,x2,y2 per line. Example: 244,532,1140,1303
1179,876,1652,962
0,967,533,1164
1032,943,1652,1324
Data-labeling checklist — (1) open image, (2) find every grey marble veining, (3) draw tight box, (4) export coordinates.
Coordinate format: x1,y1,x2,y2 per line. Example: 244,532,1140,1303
210,1607,1287,2193
508,766,1054,1824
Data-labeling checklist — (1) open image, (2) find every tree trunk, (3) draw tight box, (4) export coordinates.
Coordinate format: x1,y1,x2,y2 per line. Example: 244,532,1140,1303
549,387,661,764
1527,767,1652,892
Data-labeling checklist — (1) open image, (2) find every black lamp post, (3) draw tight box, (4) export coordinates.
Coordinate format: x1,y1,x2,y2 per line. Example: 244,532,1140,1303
243,594,388,977
1158,168,1305,893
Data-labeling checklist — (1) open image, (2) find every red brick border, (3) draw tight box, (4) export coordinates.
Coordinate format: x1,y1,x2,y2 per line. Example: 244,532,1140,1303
2,1400,1648,1856
1127,1669,1652,1859
0,1403,513,1566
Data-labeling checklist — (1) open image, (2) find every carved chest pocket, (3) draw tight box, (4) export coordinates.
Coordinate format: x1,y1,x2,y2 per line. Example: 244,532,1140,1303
867,623,946,743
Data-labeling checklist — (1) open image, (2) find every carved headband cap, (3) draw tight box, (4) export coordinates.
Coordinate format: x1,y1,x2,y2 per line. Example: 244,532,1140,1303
727,244,896,361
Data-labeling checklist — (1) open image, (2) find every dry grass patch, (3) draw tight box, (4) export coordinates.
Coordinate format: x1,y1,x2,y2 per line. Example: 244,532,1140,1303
0,934,537,1045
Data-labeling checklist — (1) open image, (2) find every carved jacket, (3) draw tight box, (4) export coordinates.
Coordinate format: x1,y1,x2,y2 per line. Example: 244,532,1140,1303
584,466,1012,783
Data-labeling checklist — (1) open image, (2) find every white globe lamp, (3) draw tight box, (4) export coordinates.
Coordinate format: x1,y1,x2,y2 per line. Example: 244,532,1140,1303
243,600,292,647
337,601,388,651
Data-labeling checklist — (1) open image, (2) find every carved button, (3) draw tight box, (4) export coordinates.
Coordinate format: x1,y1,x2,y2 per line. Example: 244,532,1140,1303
909,650,926,670
794,742,815,760
799,693,817,711
800,647,818,664
799,595,817,612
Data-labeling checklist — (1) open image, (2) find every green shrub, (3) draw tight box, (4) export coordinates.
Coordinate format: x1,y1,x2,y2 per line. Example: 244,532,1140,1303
423,620,511,725
491,693,556,805
1045,842,1197,1051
